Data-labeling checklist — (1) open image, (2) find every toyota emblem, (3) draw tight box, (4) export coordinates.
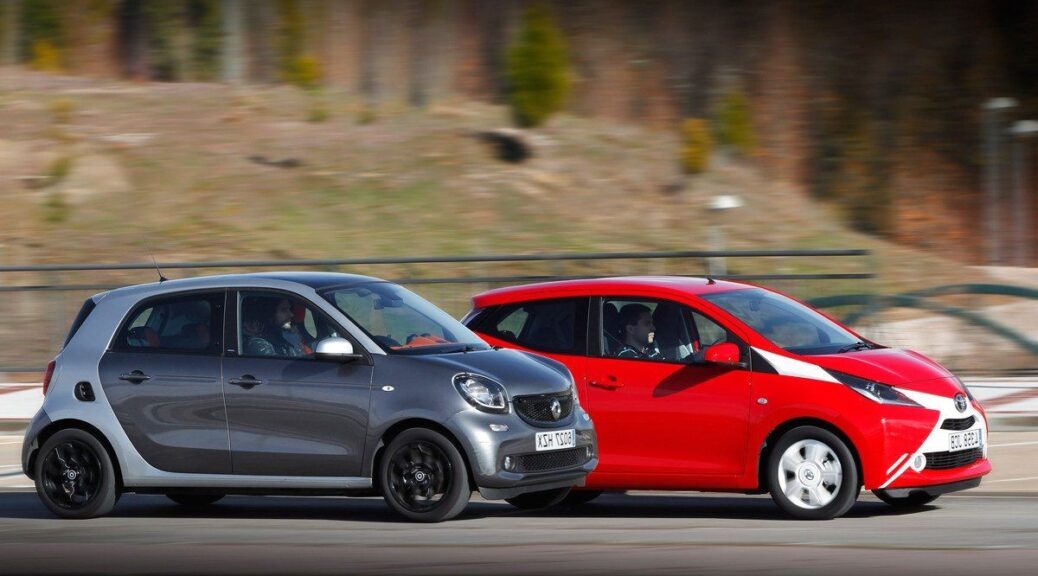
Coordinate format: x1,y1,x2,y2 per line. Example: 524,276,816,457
550,398,562,420
954,393,968,413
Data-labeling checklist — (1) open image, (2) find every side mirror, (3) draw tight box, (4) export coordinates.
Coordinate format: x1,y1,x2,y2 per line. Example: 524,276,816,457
691,342,744,368
314,337,364,362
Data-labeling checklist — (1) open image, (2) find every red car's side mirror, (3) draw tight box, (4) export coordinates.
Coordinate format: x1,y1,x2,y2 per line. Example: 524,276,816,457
703,342,742,367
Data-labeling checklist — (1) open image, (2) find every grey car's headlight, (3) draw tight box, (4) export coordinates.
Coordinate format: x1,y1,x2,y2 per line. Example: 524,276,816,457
825,369,922,408
453,373,508,414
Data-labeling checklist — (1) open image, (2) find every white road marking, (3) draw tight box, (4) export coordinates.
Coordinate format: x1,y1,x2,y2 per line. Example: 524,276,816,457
988,440,1038,448
985,476,1038,483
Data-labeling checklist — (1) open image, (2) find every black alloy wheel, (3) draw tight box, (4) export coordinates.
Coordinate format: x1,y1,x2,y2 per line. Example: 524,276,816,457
379,428,470,522
34,429,119,519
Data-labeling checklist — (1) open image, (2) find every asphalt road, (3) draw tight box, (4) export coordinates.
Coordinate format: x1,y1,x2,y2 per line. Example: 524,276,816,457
1,490,1037,576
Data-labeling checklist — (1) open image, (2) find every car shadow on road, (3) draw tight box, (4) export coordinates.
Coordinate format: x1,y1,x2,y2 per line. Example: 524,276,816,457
502,492,938,521
0,491,934,523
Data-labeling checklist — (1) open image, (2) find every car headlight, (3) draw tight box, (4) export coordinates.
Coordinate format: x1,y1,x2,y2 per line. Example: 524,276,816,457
825,370,922,408
453,373,508,413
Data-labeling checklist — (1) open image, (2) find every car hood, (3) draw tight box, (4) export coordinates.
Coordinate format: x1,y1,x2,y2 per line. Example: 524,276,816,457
808,347,962,396
403,348,573,397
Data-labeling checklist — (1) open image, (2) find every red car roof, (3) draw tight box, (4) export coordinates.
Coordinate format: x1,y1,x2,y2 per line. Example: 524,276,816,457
471,276,754,307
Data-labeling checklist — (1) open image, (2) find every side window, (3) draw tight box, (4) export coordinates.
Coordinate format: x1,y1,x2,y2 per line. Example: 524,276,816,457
239,291,341,359
601,298,734,364
114,292,223,354
485,298,585,355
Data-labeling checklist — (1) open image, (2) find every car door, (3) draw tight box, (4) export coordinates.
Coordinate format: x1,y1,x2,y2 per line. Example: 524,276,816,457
99,290,231,474
222,289,373,477
581,296,751,478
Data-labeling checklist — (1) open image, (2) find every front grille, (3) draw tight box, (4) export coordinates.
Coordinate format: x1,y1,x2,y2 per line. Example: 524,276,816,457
516,447,590,473
924,448,983,470
941,416,976,431
514,392,573,425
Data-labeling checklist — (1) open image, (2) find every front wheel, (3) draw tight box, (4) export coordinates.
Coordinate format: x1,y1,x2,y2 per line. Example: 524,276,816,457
766,426,859,520
379,428,471,522
34,428,120,519
872,490,939,508
505,487,571,510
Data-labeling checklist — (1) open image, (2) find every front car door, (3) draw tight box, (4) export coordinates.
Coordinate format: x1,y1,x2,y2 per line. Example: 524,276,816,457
581,296,751,482
99,290,231,474
222,289,373,477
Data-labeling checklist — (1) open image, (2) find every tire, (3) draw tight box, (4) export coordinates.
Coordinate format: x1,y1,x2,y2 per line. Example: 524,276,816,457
872,490,939,508
766,426,859,520
560,489,603,507
505,487,571,510
379,428,471,522
34,428,120,520
166,493,225,507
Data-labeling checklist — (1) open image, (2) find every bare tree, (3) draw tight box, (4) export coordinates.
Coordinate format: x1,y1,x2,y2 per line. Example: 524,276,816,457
222,0,244,82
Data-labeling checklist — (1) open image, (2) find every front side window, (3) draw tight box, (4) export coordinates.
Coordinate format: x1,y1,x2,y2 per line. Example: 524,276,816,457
484,298,586,355
601,298,736,363
114,292,223,354
238,291,342,359
702,288,860,355
322,282,489,354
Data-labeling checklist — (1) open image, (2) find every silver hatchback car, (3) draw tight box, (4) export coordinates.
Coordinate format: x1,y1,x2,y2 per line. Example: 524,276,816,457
22,273,597,522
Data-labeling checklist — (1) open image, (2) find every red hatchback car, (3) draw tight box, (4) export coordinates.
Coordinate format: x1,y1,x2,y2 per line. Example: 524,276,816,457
463,277,991,519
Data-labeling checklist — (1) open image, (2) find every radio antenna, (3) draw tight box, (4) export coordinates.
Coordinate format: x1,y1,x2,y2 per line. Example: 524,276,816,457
150,254,168,283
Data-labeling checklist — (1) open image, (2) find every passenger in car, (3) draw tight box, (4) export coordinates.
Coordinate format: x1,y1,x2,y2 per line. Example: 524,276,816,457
615,303,661,360
242,299,277,356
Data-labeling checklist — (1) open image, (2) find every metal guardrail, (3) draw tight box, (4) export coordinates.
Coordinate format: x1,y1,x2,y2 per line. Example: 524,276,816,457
0,249,873,373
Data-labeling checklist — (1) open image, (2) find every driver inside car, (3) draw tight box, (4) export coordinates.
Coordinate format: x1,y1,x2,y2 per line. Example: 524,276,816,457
615,303,662,360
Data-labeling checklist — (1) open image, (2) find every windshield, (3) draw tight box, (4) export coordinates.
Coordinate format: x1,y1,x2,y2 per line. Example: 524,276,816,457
701,288,862,355
321,282,489,354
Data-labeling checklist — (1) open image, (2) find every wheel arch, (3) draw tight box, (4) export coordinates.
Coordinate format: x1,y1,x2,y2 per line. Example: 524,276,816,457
755,417,863,493
369,418,477,493
27,419,124,490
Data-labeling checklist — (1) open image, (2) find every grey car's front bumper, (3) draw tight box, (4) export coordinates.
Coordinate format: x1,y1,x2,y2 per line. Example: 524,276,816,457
445,406,598,500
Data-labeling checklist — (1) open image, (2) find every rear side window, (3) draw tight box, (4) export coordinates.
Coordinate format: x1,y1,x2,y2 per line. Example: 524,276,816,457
63,298,97,349
483,298,588,355
113,292,224,354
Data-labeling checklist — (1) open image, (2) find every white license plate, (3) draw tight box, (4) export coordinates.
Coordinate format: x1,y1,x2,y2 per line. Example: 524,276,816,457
949,428,982,452
535,429,575,452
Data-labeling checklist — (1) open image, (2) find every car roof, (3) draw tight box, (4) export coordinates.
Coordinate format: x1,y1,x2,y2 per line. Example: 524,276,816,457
99,271,386,299
471,276,755,307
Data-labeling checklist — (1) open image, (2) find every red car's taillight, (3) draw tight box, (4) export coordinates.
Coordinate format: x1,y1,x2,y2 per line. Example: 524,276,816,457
42,360,56,396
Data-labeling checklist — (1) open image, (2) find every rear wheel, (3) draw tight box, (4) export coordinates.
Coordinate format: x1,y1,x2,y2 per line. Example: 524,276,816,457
34,428,119,519
379,428,471,522
872,490,939,508
505,487,571,510
766,426,859,520
166,493,225,507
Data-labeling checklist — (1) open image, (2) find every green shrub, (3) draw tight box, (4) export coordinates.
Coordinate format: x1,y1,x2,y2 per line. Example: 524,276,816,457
680,118,712,174
31,38,61,71
48,155,74,183
505,3,570,128
356,104,377,125
715,88,754,155
188,0,222,81
43,189,68,223
22,0,63,65
307,103,329,123
285,55,322,90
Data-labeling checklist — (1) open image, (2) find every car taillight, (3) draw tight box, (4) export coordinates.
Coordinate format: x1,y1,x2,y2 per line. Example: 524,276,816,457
42,360,56,396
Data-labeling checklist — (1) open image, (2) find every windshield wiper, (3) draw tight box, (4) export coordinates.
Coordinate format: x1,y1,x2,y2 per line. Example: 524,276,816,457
836,341,873,354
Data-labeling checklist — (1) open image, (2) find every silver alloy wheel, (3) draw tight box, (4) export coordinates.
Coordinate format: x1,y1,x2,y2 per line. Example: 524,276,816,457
776,439,843,510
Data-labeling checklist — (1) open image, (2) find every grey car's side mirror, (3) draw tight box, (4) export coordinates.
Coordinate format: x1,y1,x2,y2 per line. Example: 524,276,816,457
314,337,364,362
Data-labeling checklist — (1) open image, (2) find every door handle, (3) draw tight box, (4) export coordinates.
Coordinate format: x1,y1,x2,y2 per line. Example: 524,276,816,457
589,376,623,390
118,370,151,384
228,375,263,389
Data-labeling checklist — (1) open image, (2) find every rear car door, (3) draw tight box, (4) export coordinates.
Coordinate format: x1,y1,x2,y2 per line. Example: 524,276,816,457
582,296,751,478
221,289,373,477
99,290,231,474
